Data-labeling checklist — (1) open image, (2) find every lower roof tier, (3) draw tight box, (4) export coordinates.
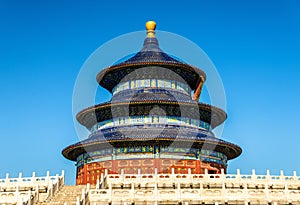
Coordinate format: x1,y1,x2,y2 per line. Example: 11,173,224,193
76,100,226,130
76,146,229,167
62,124,242,161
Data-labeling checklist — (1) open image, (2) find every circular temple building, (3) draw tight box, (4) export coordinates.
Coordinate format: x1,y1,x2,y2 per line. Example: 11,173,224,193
62,21,242,185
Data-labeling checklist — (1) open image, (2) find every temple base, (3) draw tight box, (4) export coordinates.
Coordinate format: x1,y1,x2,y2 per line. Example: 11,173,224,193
76,158,226,185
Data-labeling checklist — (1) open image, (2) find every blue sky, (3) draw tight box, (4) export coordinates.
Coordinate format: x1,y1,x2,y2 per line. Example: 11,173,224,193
0,1,299,184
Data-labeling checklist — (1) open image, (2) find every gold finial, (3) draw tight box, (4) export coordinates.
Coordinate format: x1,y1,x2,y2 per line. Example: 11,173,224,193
146,20,156,38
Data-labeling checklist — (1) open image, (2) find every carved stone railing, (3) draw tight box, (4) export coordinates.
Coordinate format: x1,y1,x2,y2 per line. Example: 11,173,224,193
88,169,300,205
0,170,64,205
76,183,90,205
43,170,65,202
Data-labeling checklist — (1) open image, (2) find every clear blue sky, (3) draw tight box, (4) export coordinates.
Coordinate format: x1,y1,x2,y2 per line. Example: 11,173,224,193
0,0,299,185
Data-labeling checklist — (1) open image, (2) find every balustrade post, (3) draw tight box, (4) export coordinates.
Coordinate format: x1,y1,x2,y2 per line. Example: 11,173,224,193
28,188,32,204
177,182,181,203
100,173,104,189
280,170,284,182
251,169,256,180
293,171,297,181
284,183,289,201
16,184,19,194
220,169,225,181
265,170,270,203
204,169,208,180
221,168,224,175
18,194,23,205
76,196,80,205
154,168,158,181
236,169,241,180
119,168,124,183
187,168,192,182
96,178,100,189
50,180,54,198
55,174,59,193
82,188,85,198
61,170,65,187
109,182,112,202
131,182,135,202
198,179,203,202
35,184,39,203
154,181,158,203
33,189,38,204
81,188,85,204
32,172,36,183
46,171,50,186
265,181,269,201
222,177,226,200
16,185,21,205
279,170,285,183
5,173,9,185
101,172,104,183
18,172,22,184
61,170,65,178
171,168,175,183
243,181,248,203
266,170,271,182
137,169,141,184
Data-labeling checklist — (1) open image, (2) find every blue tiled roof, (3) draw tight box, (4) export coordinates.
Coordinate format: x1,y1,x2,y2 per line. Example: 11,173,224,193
96,36,206,92
118,37,181,65
62,124,242,161
74,124,216,146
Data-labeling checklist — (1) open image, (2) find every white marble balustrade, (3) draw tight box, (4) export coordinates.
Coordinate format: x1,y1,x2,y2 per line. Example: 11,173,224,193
88,168,300,205
0,170,64,205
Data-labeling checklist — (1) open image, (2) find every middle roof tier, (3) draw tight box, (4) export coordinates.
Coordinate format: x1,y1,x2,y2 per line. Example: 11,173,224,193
76,88,227,130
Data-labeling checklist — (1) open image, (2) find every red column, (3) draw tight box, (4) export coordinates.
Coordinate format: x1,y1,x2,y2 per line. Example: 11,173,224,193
154,158,160,173
83,164,87,185
195,160,201,174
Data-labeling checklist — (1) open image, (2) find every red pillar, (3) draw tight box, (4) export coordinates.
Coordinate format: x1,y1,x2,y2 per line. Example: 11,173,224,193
83,164,87,185
112,160,118,174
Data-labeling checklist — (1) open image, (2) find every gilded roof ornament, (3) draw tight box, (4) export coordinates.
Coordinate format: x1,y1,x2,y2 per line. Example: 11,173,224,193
146,20,156,38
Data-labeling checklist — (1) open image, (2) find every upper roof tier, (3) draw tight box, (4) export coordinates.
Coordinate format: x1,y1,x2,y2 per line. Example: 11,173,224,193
96,21,206,93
